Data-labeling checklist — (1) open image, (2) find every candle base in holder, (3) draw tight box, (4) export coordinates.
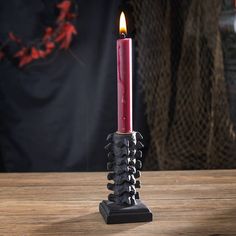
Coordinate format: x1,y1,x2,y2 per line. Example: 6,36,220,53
99,131,153,224
99,199,152,224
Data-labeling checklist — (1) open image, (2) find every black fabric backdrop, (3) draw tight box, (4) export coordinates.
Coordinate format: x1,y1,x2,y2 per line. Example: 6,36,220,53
0,0,149,172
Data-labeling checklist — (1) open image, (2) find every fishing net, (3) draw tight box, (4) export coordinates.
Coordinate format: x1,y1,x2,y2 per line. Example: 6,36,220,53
130,0,236,170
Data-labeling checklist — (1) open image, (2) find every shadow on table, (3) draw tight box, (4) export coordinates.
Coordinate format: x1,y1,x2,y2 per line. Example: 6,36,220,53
182,209,236,236
35,212,149,235
150,206,236,236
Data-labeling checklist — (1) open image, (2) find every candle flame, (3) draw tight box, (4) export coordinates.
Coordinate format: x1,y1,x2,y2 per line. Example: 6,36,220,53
119,11,127,35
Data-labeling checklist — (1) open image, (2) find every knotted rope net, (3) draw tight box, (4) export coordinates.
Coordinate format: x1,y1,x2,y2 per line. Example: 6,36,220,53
130,0,236,170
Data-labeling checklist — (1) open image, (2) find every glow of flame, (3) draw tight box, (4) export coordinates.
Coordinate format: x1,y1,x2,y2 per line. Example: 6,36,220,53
119,11,127,35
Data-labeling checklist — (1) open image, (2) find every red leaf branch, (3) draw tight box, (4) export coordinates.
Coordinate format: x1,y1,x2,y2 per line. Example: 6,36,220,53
0,0,78,67
8,32,21,44
55,23,77,49
57,0,71,22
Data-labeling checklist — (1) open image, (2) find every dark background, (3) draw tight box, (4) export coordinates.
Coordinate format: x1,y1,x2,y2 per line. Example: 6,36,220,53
0,0,235,172
0,0,149,171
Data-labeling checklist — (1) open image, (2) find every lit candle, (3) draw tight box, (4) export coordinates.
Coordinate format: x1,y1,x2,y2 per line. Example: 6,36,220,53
117,12,132,133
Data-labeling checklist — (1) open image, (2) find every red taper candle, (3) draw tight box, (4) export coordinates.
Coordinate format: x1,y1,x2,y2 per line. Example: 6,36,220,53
117,12,132,133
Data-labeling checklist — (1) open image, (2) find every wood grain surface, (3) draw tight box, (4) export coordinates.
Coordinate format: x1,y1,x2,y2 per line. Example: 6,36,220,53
0,170,236,236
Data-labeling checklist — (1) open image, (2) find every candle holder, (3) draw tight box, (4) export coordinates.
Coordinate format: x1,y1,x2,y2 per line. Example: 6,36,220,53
99,131,153,224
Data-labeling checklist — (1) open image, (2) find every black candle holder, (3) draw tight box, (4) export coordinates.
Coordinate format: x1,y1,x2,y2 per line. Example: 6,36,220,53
99,131,153,224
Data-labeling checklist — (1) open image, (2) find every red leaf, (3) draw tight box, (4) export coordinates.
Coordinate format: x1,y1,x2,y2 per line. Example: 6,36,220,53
45,41,55,49
0,51,5,60
57,0,71,22
44,48,53,56
8,32,21,44
31,47,50,61
19,55,33,67
66,13,77,20
55,31,66,43
57,12,67,22
14,47,34,67
31,47,40,59
14,47,28,58
45,27,53,34
57,0,71,11
58,23,77,49
43,27,54,41
38,50,47,58
64,23,77,49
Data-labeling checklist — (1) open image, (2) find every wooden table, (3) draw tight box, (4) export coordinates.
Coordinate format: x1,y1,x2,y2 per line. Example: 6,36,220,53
0,170,236,236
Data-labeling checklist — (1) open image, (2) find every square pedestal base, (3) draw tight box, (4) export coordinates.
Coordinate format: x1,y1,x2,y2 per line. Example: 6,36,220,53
99,199,153,224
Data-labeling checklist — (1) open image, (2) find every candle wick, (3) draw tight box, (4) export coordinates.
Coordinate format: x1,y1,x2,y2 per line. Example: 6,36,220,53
120,33,126,39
